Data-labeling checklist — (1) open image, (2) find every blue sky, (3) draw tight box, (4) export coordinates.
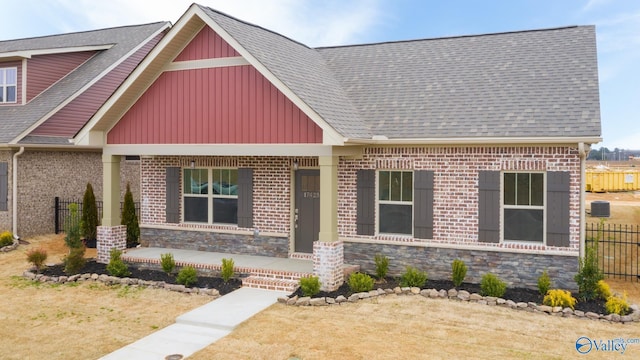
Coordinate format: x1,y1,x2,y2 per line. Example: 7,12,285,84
1,0,638,150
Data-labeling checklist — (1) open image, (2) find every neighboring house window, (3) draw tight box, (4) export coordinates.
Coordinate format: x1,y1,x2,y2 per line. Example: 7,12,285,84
0,68,17,104
378,170,413,235
503,172,544,242
183,168,238,224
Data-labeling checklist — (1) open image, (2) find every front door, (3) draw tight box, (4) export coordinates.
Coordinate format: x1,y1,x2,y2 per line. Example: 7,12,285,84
295,170,320,253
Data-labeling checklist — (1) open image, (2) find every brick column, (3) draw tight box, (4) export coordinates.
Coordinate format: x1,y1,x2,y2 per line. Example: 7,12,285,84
313,155,344,291
97,225,126,263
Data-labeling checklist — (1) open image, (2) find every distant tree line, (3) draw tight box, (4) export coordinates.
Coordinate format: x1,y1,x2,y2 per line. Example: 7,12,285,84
588,147,640,161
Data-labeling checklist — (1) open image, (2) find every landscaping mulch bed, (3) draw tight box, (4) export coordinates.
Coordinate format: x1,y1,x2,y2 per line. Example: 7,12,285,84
42,260,242,295
290,276,606,314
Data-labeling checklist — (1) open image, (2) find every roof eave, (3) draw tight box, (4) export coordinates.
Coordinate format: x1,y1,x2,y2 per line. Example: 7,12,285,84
344,136,603,146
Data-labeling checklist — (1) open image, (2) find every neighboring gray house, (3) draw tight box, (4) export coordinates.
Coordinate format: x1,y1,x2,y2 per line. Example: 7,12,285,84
0,22,169,237
82,4,601,291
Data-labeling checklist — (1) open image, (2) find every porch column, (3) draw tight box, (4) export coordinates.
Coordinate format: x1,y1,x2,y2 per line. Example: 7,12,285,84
97,154,126,263
313,155,344,291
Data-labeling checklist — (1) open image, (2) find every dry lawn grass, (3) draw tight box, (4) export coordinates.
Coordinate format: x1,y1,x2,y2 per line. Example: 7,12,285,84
0,234,210,360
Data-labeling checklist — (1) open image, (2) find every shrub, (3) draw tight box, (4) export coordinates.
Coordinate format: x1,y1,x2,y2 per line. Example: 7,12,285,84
64,203,83,249
26,248,48,272
574,244,604,301
106,249,130,277
596,280,612,300
374,254,389,280
63,247,86,275
480,273,507,297
605,293,630,315
81,183,98,243
348,272,375,293
451,259,467,287
400,266,428,288
537,270,551,296
299,276,321,297
221,258,235,283
177,266,198,287
543,289,577,310
121,183,140,248
160,253,176,275
0,231,13,247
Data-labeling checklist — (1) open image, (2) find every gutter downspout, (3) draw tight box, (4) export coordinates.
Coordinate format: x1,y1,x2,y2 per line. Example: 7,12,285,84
12,147,25,240
578,142,588,259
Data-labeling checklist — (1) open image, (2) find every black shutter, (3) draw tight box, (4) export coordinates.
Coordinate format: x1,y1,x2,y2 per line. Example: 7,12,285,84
0,162,7,211
356,169,375,235
237,168,253,228
547,171,570,247
165,167,180,223
478,171,500,243
414,170,434,239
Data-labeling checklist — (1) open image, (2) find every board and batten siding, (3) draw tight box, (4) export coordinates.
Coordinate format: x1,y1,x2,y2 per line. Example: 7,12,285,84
26,52,95,102
107,65,323,144
174,26,239,61
31,33,164,137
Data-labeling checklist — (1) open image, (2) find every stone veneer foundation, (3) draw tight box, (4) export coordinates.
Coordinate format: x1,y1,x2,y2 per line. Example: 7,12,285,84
97,225,126,263
343,241,579,290
313,241,344,291
141,227,289,258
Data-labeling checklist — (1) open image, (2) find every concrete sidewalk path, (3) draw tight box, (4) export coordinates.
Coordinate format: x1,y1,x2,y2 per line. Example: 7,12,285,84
100,287,288,360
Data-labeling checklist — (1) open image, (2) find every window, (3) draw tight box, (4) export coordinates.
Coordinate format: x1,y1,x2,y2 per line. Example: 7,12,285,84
0,68,17,104
503,172,544,242
378,171,413,235
183,168,238,224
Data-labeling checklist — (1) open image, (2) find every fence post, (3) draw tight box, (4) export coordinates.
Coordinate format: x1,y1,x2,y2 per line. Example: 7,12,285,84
54,197,60,234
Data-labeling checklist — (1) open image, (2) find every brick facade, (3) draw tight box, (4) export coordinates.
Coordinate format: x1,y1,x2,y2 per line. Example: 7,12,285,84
313,241,344,291
14,150,139,237
97,225,126,263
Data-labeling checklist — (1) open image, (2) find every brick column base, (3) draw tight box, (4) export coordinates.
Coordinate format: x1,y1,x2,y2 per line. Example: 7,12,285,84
313,241,344,291
97,225,126,264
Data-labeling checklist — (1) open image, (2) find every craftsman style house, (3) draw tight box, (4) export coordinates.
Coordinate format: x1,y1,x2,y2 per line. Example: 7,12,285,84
0,22,169,237
37,4,601,291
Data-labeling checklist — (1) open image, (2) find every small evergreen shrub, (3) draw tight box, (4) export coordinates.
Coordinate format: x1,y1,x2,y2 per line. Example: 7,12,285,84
64,203,83,249
543,289,577,310
177,266,198,287
299,275,321,297
348,272,375,293
574,245,604,301
160,253,176,275
106,249,130,277
605,293,630,315
400,266,428,288
221,258,234,283
63,247,86,275
480,273,507,297
121,183,140,248
26,248,48,272
0,231,13,247
451,259,467,287
596,280,612,300
374,254,389,280
81,183,99,243
537,270,551,296
373,254,389,280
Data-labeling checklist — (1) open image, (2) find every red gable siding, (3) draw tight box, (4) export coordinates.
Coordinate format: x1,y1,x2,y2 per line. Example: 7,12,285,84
107,65,323,144
27,51,95,102
30,33,164,137
0,60,22,105
174,26,239,61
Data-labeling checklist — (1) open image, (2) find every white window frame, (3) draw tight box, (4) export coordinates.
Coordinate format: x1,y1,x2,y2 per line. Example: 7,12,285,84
0,67,17,104
501,171,546,244
377,170,414,236
182,167,238,225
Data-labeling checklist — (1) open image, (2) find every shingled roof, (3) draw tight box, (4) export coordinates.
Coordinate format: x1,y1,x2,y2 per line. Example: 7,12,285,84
200,5,601,141
0,22,169,144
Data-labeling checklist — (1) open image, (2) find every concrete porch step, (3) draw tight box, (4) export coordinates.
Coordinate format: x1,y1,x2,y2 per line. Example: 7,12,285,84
242,276,300,292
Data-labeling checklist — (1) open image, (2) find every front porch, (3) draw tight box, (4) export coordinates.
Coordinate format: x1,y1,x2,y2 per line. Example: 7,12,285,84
121,247,359,292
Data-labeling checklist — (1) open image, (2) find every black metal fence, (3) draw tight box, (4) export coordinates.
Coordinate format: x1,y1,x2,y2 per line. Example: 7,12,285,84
54,197,140,234
585,222,639,282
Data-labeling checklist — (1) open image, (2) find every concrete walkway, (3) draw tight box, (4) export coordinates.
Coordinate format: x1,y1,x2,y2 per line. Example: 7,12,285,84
100,287,288,360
